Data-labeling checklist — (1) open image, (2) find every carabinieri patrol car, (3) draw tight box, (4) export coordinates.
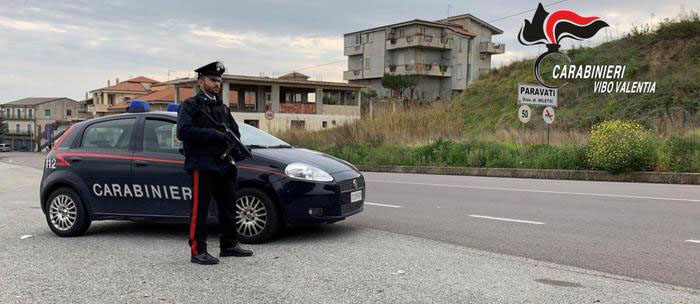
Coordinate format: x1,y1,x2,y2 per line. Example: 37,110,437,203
39,106,365,243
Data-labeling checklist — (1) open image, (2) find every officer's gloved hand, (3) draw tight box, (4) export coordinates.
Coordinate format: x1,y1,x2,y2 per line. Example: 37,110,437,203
213,130,229,142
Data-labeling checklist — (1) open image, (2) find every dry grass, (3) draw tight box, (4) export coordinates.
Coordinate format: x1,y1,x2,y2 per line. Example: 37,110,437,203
277,100,464,149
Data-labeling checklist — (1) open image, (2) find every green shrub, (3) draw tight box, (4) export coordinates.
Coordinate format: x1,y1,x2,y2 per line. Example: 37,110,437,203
586,120,654,173
666,135,697,172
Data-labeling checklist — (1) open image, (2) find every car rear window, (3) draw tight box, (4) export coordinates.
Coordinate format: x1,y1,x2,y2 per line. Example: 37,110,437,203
80,118,135,150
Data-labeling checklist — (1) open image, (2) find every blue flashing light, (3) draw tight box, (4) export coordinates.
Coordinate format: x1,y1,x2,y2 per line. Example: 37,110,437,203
128,100,150,113
166,103,180,112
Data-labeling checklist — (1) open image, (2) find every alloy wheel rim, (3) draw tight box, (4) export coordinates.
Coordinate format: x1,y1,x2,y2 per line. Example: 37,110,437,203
49,195,77,231
235,195,268,237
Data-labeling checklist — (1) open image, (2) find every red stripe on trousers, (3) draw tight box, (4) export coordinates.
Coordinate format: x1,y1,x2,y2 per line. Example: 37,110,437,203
189,170,200,256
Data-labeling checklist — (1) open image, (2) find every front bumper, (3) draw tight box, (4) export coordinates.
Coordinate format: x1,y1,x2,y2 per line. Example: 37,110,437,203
273,170,365,226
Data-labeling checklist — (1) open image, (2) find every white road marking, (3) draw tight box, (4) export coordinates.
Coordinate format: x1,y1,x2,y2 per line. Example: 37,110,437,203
364,202,402,208
366,180,700,203
685,240,700,244
469,215,546,225
20,235,33,239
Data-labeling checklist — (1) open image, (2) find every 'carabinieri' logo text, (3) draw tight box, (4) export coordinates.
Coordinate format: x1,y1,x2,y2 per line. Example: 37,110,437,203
518,3,656,94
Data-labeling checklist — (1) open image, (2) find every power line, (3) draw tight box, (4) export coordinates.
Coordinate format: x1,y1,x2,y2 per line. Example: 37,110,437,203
283,59,345,75
488,0,573,23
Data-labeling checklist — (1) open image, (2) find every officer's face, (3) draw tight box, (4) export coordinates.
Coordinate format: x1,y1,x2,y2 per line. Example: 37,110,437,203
199,76,221,94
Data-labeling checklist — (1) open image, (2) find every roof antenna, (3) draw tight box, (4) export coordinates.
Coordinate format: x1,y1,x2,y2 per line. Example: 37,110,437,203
447,4,451,19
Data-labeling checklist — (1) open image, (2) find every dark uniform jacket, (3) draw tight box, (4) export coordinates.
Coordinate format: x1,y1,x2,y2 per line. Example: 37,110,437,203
176,91,241,175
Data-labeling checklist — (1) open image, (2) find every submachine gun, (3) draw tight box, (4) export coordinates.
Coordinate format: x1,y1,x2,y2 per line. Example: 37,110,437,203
198,107,254,164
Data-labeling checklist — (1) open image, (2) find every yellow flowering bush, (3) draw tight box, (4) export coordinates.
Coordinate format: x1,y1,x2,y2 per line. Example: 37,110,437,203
586,120,654,173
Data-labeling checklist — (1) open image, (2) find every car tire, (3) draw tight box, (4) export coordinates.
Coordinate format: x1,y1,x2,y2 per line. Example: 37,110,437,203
45,187,91,237
234,188,280,244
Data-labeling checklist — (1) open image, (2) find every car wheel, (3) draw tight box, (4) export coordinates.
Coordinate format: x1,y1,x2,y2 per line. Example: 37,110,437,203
45,187,91,237
234,188,280,244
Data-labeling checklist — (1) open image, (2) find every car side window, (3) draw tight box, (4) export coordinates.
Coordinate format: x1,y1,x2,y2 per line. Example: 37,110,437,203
80,118,135,150
143,119,182,154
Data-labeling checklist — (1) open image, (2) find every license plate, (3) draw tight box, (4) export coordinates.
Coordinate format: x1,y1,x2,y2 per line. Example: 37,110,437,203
350,190,362,203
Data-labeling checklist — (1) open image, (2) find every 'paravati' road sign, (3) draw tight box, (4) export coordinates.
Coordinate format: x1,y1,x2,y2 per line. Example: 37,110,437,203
518,84,558,107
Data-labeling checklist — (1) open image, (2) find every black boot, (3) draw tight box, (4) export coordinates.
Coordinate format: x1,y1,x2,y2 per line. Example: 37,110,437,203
191,252,220,265
220,244,253,257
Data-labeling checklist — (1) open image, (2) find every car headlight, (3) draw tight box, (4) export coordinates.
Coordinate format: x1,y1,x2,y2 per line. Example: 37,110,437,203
285,163,333,182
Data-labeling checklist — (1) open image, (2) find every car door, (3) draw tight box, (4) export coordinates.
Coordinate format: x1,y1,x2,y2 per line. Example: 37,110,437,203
67,117,136,215
130,116,192,218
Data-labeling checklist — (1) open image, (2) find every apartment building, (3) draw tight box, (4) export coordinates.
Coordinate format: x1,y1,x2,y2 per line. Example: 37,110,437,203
0,97,84,151
343,14,504,100
89,76,160,116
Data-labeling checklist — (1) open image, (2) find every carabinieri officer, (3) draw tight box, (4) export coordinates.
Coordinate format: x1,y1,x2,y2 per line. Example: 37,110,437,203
176,61,253,265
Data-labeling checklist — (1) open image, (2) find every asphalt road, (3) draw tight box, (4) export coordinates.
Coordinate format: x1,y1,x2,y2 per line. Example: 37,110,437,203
1,152,699,303
347,172,700,289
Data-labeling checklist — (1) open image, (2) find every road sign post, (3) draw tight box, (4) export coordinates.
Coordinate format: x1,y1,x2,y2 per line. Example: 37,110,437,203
542,106,555,145
265,110,274,133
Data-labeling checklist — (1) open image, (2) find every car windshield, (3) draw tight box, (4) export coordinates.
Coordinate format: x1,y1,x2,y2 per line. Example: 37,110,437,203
238,123,291,148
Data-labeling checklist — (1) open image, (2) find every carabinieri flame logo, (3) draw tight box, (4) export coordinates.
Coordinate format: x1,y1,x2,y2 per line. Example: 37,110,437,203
519,3,609,88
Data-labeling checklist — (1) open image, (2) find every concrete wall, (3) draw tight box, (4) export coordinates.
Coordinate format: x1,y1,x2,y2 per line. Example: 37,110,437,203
322,105,361,116
362,30,386,79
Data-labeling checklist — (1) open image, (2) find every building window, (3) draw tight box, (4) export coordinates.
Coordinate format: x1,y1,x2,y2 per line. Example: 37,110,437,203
108,95,114,105
44,109,51,118
291,120,305,130
4,109,9,118
244,119,259,128
16,108,20,118
27,124,31,136
459,40,463,52
322,121,327,128
332,120,336,125
364,57,371,70
16,124,19,133
124,97,131,103
457,64,463,80
355,34,361,45
66,109,72,117
467,63,472,81
28,109,33,118
266,92,271,101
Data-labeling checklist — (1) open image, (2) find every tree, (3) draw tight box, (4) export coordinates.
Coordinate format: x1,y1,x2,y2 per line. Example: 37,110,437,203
0,114,7,141
403,75,419,100
381,73,403,98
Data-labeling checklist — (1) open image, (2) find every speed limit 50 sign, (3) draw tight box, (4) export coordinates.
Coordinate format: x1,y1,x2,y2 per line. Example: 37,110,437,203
518,105,532,123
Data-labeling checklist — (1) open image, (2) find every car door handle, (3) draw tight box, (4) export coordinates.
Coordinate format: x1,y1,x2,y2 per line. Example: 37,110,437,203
134,160,149,167
66,156,83,163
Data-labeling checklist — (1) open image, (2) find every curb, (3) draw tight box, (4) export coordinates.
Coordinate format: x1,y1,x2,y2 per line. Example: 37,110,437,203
356,165,700,185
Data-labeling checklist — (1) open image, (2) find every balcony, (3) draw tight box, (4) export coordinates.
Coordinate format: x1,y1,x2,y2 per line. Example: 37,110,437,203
6,130,33,137
280,103,316,114
343,69,364,81
385,64,452,77
1,115,34,121
479,42,505,54
386,35,451,50
344,45,363,56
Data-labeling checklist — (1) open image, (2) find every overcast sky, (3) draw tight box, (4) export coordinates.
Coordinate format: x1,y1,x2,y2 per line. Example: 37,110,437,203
0,0,697,103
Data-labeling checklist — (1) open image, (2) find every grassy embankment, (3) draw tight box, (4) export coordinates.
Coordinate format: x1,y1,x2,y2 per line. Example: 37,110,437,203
278,14,700,173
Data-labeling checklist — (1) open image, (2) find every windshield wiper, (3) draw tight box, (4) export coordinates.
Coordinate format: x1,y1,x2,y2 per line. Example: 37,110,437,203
267,144,293,148
245,144,269,149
